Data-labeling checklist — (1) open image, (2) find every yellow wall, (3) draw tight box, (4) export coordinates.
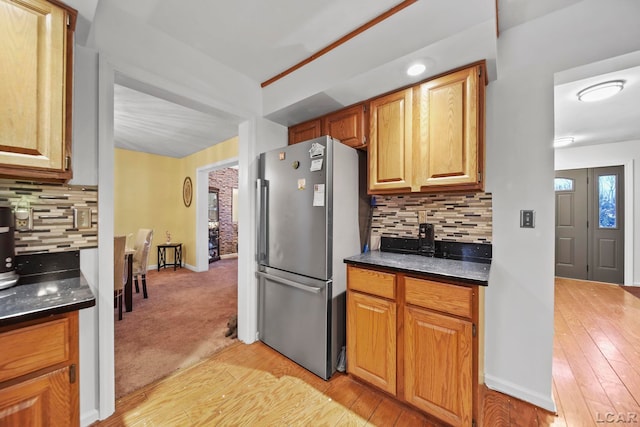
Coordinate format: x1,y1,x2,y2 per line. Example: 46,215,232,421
114,136,238,267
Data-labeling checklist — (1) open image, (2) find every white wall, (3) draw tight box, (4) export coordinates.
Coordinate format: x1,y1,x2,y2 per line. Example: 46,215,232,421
70,45,100,426
484,0,640,411
555,140,637,285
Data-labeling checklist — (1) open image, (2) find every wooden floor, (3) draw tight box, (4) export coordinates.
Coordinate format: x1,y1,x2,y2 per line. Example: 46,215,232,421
94,278,640,426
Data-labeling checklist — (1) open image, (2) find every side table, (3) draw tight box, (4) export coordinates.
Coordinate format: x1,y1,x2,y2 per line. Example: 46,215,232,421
157,243,182,271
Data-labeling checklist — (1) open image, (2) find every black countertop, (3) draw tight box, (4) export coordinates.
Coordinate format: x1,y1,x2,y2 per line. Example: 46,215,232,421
0,275,96,327
344,250,490,286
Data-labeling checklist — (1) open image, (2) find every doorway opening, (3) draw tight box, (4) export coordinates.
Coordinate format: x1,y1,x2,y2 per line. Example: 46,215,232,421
555,166,624,284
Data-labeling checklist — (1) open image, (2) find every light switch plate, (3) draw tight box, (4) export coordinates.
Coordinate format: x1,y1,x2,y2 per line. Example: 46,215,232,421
418,210,427,224
520,210,535,228
73,207,92,229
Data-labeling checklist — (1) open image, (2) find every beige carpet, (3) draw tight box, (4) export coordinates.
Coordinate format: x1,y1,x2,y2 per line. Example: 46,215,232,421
114,258,238,398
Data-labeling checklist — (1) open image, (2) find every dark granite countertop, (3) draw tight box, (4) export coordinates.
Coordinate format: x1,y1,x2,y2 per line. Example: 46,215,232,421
344,250,490,285
0,275,96,327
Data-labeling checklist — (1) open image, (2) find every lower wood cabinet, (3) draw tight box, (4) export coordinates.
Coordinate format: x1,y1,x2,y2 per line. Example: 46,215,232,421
346,291,396,395
405,305,473,426
0,366,72,427
0,312,79,427
346,265,481,427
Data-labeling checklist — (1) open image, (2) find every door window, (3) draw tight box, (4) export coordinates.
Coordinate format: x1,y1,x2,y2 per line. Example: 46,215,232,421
598,175,617,229
554,178,574,191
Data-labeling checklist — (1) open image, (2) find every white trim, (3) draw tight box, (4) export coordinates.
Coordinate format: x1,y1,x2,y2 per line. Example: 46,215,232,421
97,55,116,419
195,158,239,272
485,374,557,413
555,158,634,286
81,409,99,427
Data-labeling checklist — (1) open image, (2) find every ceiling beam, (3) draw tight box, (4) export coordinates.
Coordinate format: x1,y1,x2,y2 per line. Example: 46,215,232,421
260,0,418,88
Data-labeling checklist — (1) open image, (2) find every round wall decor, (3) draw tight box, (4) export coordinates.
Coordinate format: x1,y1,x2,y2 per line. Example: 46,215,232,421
183,177,193,207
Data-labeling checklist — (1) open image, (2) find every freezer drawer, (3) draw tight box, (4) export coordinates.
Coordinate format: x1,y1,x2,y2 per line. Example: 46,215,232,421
257,268,332,379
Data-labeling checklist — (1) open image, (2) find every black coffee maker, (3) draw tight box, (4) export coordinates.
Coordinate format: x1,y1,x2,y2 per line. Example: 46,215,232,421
0,206,19,290
418,223,435,257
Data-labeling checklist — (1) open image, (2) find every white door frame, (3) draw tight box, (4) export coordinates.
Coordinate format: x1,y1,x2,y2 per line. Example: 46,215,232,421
194,159,239,272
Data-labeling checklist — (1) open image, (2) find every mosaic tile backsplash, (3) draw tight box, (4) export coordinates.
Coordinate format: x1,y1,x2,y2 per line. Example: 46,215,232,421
0,180,98,254
371,192,492,243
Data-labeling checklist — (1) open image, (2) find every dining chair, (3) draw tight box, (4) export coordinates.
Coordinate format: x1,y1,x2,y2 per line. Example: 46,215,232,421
114,235,127,320
132,228,154,299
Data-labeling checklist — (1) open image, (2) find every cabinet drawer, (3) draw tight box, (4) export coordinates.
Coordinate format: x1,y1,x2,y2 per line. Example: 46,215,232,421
405,277,473,319
0,318,70,383
347,266,396,299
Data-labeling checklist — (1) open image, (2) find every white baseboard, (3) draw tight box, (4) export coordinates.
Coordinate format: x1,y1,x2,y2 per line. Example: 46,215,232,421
484,374,557,413
81,409,99,427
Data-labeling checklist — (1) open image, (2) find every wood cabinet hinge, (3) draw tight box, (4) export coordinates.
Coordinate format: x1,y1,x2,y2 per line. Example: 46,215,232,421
363,135,367,145
69,364,77,383
478,67,482,78
65,156,71,171
478,171,482,182
472,419,477,427
66,14,71,27
472,323,477,337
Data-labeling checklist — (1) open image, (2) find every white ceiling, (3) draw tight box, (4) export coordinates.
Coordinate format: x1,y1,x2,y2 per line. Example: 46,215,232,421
66,0,637,157
555,61,640,149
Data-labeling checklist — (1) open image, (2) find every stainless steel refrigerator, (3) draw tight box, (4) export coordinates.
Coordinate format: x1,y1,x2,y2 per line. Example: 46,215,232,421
257,136,360,380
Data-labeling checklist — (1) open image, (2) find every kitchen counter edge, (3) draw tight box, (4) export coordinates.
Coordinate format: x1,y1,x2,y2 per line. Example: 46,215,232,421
344,250,490,286
0,275,96,327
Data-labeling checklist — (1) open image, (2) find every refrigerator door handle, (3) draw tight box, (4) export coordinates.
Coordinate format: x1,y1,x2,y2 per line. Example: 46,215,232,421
256,271,323,294
256,179,268,263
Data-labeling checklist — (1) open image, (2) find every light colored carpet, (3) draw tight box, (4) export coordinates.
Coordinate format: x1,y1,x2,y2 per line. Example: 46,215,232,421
114,259,238,398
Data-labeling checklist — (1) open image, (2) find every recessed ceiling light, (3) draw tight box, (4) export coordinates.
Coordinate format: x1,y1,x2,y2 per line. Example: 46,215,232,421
407,63,426,76
577,80,625,102
553,137,574,148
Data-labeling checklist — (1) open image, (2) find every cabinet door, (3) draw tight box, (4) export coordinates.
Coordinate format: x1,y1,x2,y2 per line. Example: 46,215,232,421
405,305,472,427
415,66,482,191
0,0,68,176
368,88,413,193
288,119,322,145
322,104,366,148
0,367,71,427
347,291,397,395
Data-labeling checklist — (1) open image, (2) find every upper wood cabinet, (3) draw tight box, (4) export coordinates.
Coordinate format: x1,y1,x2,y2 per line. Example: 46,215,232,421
414,66,483,191
288,103,367,148
368,88,413,192
322,104,366,148
288,118,322,145
0,0,76,182
368,62,485,194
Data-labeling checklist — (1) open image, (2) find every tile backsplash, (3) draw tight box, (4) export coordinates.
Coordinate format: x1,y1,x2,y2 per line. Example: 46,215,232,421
0,180,98,254
371,192,492,244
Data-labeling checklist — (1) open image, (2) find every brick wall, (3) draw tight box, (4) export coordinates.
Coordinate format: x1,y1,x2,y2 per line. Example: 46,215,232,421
370,192,492,244
208,168,238,255
0,179,98,254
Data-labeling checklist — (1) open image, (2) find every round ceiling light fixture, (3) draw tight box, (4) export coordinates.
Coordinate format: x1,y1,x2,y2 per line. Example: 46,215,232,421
553,137,574,148
407,63,426,77
577,80,625,102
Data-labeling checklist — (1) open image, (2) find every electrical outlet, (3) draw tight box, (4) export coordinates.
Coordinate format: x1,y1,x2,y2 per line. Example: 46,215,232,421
14,208,33,231
73,207,92,229
418,210,427,224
